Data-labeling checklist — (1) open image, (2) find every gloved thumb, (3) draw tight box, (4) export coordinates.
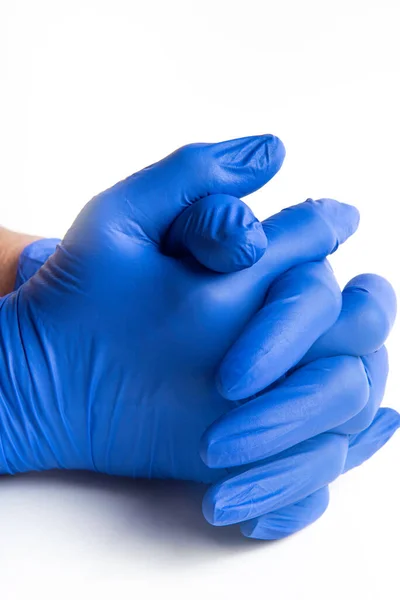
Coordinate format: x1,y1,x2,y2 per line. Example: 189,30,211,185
164,194,267,272
14,198,265,282
64,135,285,250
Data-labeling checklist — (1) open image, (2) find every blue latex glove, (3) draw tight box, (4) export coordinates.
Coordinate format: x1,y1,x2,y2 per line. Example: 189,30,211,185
0,135,397,539
16,244,399,539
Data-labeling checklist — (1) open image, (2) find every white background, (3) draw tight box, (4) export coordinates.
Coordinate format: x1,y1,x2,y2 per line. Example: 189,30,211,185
1,1,399,598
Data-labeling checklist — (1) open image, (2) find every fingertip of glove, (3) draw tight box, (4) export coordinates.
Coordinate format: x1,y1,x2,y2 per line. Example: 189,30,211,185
225,221,268,272
215,365,246,402
240,520,260,539
344,407,400,472
199,429,224,469
202,487,226,526
240,520,281,540
179,194,268,273
215,378,236,402
312,198,360,251
378,407,400,432
255,134,286,182
344,274,397,330
220,134,286,187
263,134,286,173
211,221,268,273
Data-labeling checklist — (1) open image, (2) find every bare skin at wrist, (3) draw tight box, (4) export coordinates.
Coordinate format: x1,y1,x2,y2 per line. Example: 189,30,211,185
0,227,42,295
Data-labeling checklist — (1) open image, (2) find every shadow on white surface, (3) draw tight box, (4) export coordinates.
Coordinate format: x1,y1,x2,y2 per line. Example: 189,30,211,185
1,470,267,565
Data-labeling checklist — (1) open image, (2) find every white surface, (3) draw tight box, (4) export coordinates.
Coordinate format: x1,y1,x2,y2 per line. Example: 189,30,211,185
1,1,399,598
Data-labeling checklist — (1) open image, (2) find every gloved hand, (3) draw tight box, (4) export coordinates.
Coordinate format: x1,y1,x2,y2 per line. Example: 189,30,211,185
0,133,347,482
15,239,399,540
0,135,397,539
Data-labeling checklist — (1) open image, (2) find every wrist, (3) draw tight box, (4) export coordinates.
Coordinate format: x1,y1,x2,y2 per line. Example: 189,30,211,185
0,227,42,295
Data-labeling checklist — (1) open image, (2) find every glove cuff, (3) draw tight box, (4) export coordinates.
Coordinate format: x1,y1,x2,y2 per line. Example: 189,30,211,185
15,238,61,290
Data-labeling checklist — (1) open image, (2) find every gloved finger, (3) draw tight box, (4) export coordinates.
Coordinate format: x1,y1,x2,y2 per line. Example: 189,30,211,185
217,259,341,399
333,347,388,434
240,406,400,539
217,198,360,400
202,432,348,526
202,356,369,468
163,194,268,273
344,406,400,472
14,238,60,290
240,487,330,540
256,198,359,280
64,135,285,247
299,274,396,365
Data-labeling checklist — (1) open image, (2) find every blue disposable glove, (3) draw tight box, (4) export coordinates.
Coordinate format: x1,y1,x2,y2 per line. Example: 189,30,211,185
16,243,399,539
0,135,397,539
